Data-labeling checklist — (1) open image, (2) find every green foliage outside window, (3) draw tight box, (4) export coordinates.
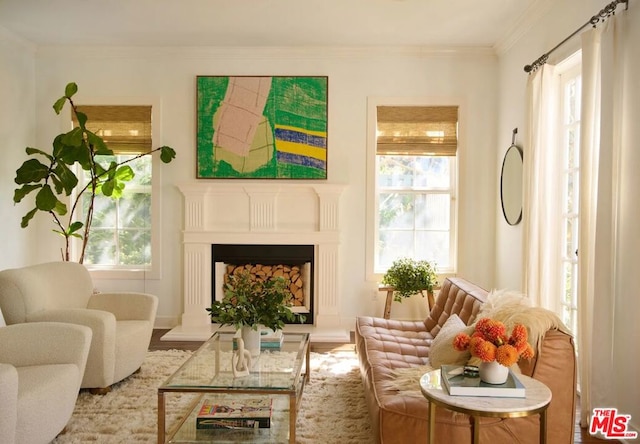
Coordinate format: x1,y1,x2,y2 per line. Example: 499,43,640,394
82,155,152,266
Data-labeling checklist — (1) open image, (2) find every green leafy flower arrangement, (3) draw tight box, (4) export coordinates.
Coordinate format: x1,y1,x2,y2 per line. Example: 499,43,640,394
207,269,306,332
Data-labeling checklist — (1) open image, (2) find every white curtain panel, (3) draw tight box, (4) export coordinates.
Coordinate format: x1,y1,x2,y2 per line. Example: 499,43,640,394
578,14,629,428
523,65,562,310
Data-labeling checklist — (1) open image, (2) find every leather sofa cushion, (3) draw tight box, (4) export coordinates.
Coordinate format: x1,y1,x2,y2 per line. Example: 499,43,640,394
423,277,487,335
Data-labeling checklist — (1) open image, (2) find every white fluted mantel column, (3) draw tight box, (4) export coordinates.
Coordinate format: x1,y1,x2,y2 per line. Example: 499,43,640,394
181,243,211,329
315,243,341,327
177,183,209,231
312,184,344,327
243,186,278,231
313,184,344,232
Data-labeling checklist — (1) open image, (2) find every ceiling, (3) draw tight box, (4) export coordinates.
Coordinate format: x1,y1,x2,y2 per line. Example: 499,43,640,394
0,0,543,49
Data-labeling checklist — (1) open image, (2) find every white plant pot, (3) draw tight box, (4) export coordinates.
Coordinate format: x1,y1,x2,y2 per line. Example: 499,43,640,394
241,325,261,358
479,360,509,384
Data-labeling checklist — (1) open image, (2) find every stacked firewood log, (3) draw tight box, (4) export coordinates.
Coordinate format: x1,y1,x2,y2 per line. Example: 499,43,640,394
225,264,306,306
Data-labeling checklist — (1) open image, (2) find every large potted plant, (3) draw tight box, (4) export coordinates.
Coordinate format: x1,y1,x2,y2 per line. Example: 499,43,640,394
12,82,176,262
207,269,305,356
382,258,438,302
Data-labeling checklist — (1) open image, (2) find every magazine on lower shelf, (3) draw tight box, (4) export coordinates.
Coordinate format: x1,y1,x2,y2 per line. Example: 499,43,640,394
196,398,273,429
440,364,526,398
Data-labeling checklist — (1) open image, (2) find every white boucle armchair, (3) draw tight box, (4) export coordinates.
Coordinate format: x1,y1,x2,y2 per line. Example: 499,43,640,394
0,322,92,444
0,261,158,392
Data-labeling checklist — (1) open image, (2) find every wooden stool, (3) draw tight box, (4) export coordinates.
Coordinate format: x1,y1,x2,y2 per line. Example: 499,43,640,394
379,285,435,319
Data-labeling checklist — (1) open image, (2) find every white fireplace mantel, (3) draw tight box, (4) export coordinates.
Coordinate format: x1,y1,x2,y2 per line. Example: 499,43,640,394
162,182,348,342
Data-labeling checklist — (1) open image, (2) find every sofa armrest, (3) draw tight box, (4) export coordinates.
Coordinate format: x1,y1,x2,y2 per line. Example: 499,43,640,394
28,308,115,344
0,363,18,444
88,292,158,322
524,329,577,443
28,308,116,368
0,322,92,372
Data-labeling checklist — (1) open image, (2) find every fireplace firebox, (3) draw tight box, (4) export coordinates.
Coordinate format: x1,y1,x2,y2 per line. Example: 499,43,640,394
211,244,314,325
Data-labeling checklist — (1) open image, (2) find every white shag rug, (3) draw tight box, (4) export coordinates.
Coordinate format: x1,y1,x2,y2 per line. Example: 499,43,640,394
52,349,373,444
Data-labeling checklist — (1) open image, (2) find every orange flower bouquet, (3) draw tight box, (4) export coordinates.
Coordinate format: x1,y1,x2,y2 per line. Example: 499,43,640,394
453,318,535,367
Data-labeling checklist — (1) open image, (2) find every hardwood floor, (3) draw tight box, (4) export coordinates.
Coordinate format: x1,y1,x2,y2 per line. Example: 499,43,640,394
149,329,610,444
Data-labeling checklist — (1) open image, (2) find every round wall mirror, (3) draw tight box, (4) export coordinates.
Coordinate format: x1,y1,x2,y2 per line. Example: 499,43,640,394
500,144,523,225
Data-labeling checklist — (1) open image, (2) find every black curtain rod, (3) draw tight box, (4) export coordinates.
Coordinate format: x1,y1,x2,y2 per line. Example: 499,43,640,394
524,0,629,73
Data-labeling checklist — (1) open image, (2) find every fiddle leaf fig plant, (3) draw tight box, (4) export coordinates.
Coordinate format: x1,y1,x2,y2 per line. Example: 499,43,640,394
13,82,176,263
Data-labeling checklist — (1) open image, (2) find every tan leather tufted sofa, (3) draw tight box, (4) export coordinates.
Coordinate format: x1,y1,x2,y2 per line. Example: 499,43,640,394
355,277,577,444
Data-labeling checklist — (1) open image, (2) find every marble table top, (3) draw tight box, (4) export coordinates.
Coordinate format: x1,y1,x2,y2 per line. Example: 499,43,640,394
420,369,552,416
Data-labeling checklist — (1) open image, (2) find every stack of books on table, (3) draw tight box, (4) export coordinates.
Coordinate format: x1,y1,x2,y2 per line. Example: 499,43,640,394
440,364,526,398
196,398,273,430
260,328,283,350
231,329,284,351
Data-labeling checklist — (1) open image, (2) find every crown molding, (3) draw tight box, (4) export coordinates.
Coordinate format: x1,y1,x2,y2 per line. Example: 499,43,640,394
493,0,556,55
35,45,497,61
0,24,36,53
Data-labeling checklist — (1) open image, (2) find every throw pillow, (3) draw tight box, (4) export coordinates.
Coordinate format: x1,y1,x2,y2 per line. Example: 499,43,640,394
428,314,472,369
0,307,5,327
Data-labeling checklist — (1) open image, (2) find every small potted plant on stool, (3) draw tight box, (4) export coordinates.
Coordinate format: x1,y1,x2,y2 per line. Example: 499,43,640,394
381,258,438,318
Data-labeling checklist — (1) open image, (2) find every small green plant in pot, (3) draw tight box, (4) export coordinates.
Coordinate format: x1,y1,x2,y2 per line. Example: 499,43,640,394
382,258,438,302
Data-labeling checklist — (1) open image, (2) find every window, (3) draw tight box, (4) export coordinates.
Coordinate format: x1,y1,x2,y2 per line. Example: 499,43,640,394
369,104,458,276
81,153,152,267
557,57,582,339
71,104,162,278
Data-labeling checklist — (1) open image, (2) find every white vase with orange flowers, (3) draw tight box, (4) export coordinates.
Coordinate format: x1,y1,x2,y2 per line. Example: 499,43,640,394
453,318,535,384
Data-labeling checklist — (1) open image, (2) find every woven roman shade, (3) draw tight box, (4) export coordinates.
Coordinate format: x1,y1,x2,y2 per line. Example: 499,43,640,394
376,106,458,156
73,105,152,154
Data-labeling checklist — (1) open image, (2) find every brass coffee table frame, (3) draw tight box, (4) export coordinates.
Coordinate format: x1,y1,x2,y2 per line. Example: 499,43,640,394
158,331,310,444
420,369,552,444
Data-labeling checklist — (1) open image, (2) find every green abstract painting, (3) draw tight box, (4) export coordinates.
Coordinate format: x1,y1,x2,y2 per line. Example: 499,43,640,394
197,76,328,179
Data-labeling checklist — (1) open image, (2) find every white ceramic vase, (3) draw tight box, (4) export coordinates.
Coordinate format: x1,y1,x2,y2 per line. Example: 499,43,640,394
479,360,509,384
241,325,261,358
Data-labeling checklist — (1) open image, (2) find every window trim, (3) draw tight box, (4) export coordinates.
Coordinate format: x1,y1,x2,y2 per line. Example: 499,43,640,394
64,96,164,280
554,51,582,334
366,97,459,282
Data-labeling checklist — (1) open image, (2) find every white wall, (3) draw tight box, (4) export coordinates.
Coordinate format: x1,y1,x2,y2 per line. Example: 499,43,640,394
10,46,498,327
494,0,589,290
0,27,36,269
495,0,640,434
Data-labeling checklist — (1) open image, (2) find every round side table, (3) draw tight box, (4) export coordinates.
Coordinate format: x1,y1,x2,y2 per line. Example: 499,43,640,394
420,369,552,444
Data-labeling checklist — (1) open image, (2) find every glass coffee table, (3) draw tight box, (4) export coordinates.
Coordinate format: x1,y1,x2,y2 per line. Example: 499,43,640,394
158,331,310,444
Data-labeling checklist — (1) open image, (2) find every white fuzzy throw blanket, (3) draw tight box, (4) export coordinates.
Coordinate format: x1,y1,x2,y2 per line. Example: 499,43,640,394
385,289,572,397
